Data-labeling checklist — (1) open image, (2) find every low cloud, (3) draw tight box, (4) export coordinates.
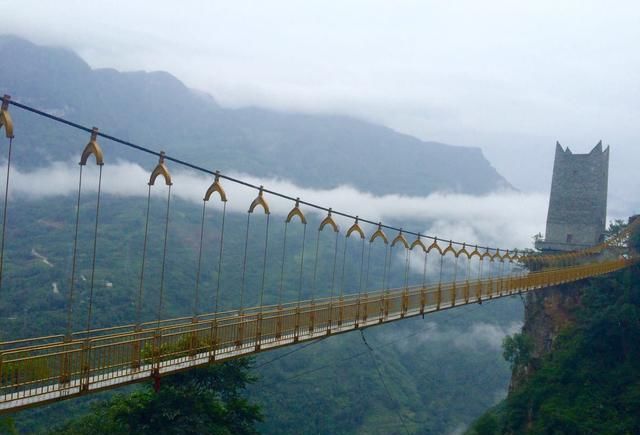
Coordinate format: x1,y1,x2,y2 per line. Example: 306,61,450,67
447,424,468,435
385,321,523,354
3,159,548,249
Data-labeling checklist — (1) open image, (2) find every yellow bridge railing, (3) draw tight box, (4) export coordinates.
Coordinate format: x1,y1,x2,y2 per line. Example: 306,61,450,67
0,256,633,413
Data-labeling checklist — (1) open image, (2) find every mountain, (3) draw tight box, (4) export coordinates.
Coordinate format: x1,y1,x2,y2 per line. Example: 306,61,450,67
0,35,521,434
0,35,510,196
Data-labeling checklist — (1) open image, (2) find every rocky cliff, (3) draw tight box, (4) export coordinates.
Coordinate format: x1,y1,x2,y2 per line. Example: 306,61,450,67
508,282,582,393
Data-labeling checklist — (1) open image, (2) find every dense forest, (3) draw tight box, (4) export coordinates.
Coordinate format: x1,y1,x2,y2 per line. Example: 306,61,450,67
1,360,262,435
468,227,640,434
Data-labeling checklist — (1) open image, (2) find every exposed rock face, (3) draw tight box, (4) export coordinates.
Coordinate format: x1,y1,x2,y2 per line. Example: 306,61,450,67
509,282,582,392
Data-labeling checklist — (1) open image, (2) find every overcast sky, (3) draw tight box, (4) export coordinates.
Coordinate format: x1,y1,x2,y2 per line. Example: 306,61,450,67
1,0,638,216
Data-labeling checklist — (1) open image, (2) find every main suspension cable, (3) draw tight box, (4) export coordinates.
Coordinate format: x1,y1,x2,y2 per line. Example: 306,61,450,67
6,98,512,252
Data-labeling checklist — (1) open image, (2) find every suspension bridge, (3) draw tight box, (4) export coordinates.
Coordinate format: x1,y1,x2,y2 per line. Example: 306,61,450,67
0,94,635,413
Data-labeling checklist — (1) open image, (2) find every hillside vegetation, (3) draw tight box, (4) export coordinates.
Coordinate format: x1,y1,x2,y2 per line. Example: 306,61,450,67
0,35,521,434
0,35,510,196
469,230,640,434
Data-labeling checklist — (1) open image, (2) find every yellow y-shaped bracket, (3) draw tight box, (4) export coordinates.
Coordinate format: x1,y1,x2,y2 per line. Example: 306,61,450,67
411,234,427,252
391,230,409,249
346,217,365,239
458,243,470,259
80,127,104,166
370,223,388,244
427,238,442,254
204,171,227,202
0,95,14,138
319,208,338,232
442,240,457,257
286,198,306,224
249,186,270,214
149,151,172,186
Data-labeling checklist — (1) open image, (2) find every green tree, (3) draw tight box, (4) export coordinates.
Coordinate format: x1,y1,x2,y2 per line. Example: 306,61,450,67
502,333,533,370
48,359,262,435
473,263,640,434
0,417,17,435
473,413,499,435
605,219,628,247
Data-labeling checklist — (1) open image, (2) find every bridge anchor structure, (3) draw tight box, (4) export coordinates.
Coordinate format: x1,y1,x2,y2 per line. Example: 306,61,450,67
0,95,636,413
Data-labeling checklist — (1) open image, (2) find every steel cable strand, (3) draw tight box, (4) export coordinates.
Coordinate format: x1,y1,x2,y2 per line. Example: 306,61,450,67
86,166,103,332
6,99,518,253
156,185,172,329
0,136,13,295
65,165,84,338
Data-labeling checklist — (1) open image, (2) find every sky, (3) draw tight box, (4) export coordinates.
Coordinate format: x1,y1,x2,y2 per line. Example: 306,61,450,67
1,0,638,216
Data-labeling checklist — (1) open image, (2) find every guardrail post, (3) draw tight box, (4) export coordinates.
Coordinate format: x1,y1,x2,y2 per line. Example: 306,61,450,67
451,283,457,307
189,318,198,357
326,301,334,335
293,307,300,342
309,302,315,334
436,284,442,310
360,294,367,323
152,331,161,383
275,307,283,340
338,298,344,327
80,339,91,392
132,327,142,370
384,295,390,319
209,319,218,362
255,313,262,351
236,315,244,348
420,287,426,314
60,338,71,384
400,290,407,317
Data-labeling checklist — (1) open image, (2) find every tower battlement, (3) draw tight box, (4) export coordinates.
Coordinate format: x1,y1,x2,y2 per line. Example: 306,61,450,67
536,141,609,252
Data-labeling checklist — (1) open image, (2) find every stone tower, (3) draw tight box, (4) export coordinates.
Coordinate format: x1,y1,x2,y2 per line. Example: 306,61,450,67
536,141,609,252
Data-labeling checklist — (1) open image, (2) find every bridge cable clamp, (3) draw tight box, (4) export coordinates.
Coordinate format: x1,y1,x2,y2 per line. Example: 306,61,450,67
0,94,14,139
80,127,104,166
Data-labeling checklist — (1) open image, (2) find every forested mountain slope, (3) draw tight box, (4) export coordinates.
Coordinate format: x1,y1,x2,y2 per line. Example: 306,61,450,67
0,35,522,434
0,35,510,196
468,229,640,434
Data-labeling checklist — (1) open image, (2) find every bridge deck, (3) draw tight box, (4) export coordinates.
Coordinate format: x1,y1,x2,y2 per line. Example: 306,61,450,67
0,258,630,413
